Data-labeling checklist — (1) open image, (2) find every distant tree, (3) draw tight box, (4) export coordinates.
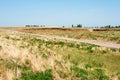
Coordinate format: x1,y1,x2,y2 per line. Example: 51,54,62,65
26,25,30,27
72,24,74,28
119,25,120,28
108,25,111,28
33,25,39,27
62,26,65,28
116,25,120,28
77,24,82,28
105,25,111,28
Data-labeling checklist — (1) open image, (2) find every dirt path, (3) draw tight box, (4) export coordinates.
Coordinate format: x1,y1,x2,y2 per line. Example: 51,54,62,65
5,29,120,49
38,35,120,49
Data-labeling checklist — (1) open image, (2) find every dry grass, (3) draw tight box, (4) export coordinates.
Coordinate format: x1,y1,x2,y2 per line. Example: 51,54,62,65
0,28,120,80
20,28,120,44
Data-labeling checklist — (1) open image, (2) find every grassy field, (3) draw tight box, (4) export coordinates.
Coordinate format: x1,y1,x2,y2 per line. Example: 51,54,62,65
21,28,120,44
0,28,120,80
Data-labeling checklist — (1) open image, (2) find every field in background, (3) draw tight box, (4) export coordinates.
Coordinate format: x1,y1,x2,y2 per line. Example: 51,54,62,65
0,27,120,80
20,27,120,44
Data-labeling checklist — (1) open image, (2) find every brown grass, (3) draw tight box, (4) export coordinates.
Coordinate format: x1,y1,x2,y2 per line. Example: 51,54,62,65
19,27,120,44
0,28,120,80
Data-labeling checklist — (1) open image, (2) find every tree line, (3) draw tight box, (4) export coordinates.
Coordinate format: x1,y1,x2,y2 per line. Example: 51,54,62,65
26,25,45,27
100,25,120,28
72,24,82,28
25,24,120,28
71,24,120,28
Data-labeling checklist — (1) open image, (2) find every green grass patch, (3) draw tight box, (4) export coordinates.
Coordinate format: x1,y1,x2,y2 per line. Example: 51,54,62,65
19,69,53,80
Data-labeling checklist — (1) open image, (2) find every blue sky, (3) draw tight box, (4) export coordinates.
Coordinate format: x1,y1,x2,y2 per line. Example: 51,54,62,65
0,0,120,27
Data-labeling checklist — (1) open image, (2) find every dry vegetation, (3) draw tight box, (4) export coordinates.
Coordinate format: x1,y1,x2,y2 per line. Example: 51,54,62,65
0,28,120,80
21,28,120,44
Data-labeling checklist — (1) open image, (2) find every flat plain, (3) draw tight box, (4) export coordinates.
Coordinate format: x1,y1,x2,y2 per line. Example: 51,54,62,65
0,27,120,80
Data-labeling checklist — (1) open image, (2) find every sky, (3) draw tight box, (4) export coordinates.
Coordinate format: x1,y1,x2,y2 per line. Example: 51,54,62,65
0,0,120,27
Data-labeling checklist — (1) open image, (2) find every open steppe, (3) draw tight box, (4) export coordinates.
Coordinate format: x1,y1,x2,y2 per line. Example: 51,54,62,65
0,27,120,80
21,27,120,44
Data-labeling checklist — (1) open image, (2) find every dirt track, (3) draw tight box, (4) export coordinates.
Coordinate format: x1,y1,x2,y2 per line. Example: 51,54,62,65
5,29,120,50
38,35,120,49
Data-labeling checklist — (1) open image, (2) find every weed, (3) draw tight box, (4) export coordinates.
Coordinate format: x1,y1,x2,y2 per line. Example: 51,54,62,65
5,35,10,39
19,45,26,49
85,64,92,69
11,38,20,41
110,48,117,52
101,50,107,54
57,71,68,79
86,45,94,53
68,43,75,47
72,66,88,80
90,68,109,80
57,41,65,47
20,69,53,80
110,37,118,41
0,45,2,50
76,44,80,49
